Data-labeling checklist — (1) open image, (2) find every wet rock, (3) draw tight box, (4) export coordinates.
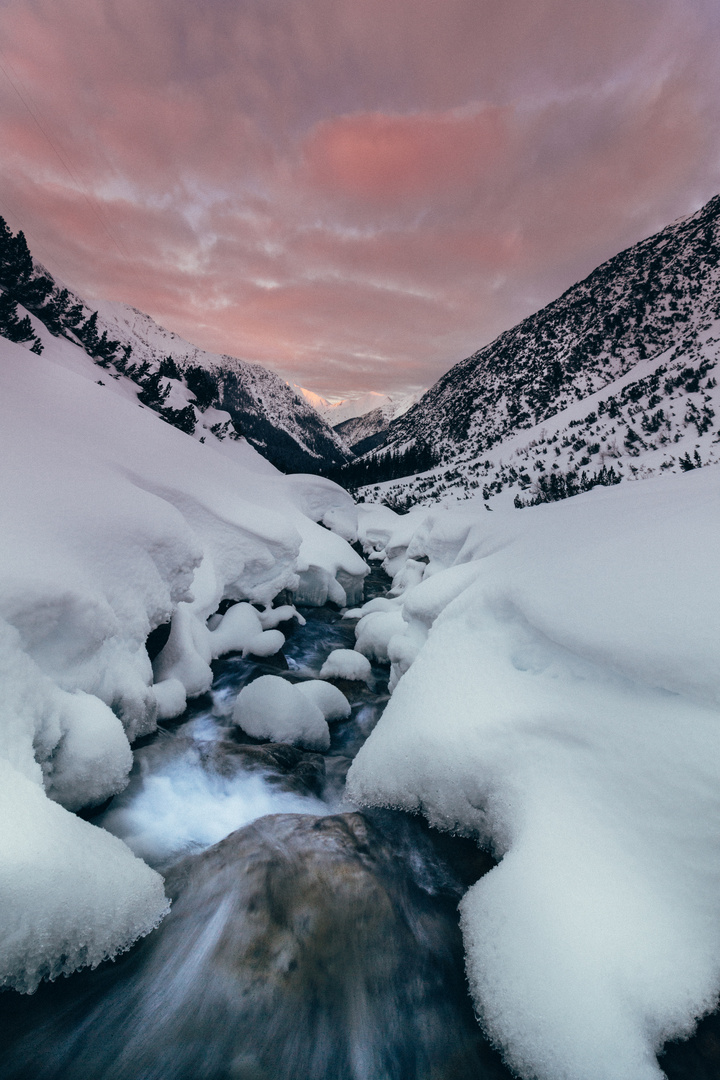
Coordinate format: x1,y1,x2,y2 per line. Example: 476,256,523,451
0,811,510,1080
200,738,326,799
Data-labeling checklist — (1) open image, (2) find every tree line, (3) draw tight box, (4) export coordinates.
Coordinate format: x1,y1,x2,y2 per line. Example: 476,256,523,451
324,439,439,489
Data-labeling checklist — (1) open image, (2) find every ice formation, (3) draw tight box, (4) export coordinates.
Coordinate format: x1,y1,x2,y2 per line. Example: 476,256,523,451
0,333,366,993
348,467,720,1080
232,675,330,751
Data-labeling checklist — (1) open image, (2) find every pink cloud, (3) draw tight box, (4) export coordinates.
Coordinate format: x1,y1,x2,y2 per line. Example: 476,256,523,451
0,0,718,395
304,106,508,204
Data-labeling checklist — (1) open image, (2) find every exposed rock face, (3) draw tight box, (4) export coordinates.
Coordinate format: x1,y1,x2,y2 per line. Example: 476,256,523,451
0,811,505,1080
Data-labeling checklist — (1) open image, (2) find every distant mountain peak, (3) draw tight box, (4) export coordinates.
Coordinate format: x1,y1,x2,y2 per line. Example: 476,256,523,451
294,385,423,428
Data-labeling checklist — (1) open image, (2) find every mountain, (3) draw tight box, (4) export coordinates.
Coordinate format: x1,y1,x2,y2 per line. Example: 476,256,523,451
0,218,349,475
296,385,422,428
354,193,720,507
332,391,424,453
92,302,351,472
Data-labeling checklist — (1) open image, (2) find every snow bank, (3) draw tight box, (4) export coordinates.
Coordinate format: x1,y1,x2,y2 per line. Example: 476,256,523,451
0,335,365,992
232,675,330,750
348,468,720,1080
0,758,169,994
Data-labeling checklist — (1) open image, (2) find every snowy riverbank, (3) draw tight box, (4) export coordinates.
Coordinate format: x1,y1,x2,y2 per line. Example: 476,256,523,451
349,468,720,1080
0,335,365,994
3,325,720,1080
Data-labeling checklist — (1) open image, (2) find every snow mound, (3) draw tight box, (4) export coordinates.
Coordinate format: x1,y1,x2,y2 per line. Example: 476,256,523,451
0,334,366,992
0,759,169,994
232,675,330,751
319,649,373,684
348,467,720,1080
354,609,407,664
296,679,351,721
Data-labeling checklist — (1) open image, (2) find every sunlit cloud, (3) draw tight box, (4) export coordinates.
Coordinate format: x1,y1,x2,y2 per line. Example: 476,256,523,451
0,0,719,395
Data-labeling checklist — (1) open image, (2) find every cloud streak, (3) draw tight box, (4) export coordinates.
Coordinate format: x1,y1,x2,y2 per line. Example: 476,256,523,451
1,0,719,394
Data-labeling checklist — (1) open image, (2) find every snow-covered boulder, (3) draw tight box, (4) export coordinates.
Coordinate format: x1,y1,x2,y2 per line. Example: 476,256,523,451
354,609,407,664
232,675,330,751
319,649,373,685
295,680,351,722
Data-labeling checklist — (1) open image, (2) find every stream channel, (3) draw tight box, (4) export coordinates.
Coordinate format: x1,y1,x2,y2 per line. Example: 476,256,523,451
0,566,512,1080
1,569,718,1079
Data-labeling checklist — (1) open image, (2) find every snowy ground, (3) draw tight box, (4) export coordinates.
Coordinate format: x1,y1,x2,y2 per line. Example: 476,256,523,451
0,332,365,994
4,319,720,1080
346,470,720,1080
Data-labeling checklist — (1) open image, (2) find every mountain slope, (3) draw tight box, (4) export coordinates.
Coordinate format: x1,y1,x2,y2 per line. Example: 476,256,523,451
333,391,424,453
357,193,720,506
90,302,351,472
0,216,349,475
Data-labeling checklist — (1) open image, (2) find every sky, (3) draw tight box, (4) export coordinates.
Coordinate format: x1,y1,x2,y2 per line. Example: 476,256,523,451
1,0,720,399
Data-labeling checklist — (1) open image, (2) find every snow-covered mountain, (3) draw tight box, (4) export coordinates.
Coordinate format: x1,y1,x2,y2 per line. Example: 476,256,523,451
356,193,720,507
88,302,351,473
0,219,349,475
332,391,424,453
296,386,421,432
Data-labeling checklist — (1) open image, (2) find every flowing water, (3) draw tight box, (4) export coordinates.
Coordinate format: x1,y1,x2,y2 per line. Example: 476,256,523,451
2,568,713,1079
0,569,510,1080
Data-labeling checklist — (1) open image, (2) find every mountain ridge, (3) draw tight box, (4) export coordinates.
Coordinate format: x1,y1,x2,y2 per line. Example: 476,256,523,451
0,219,349,475
354,193,720,507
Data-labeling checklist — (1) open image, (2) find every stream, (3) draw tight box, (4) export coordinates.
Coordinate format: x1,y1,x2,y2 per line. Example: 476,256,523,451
0,567,511,1080
1,567,716,1079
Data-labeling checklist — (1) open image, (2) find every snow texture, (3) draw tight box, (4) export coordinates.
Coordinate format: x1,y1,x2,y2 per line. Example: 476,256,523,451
232,675,330,751
319,649,373,684
0,758,169,994
347,467,720,1080
0,333,365,993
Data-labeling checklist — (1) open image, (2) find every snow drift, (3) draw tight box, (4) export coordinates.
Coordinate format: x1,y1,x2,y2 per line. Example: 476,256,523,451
347,469,720,1080
0,333,365,993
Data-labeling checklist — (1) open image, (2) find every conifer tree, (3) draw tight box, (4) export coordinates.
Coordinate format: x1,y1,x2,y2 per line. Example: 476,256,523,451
0,292,35,343
78,311,100,353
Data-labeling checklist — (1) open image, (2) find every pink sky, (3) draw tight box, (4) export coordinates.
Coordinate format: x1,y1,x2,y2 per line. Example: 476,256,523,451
1,0,719,397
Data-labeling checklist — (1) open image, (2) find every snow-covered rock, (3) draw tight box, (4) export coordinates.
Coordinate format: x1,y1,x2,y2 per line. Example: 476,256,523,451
232,675,330,751
295,680,351,722
319,649,373,684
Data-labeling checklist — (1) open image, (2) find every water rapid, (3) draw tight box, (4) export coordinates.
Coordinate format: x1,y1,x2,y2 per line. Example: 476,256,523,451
0,570,509,1080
